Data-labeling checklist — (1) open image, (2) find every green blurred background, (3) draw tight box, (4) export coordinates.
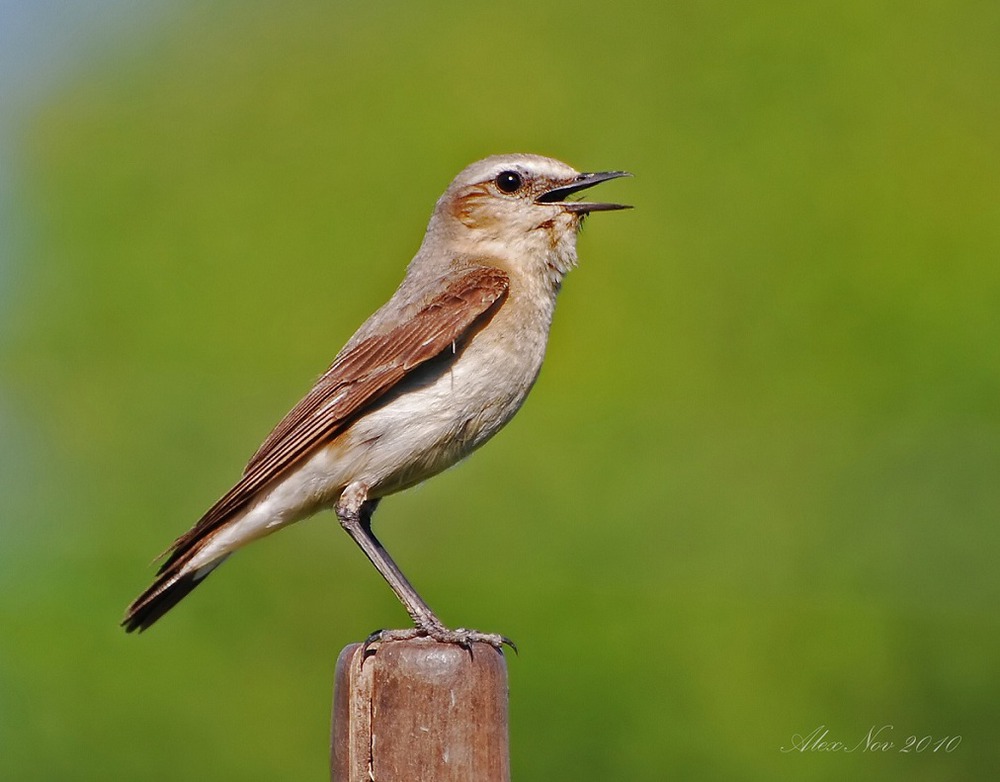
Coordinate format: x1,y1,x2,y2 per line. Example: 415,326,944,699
2,1,998,779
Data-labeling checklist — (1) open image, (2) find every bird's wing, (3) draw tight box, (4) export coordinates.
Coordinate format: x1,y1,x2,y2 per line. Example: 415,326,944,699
161,265,509,570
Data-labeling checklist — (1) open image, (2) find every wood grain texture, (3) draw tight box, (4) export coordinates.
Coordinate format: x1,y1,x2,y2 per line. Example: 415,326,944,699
332,640,510,782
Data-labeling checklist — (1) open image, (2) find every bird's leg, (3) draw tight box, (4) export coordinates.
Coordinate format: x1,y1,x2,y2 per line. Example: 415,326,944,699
336,482,514,653
336,482,446,634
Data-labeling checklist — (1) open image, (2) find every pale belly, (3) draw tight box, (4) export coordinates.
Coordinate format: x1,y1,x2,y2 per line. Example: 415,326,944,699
326,340,538,497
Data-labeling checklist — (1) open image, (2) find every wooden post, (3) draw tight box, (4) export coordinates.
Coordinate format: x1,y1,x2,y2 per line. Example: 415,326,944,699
331,639,510,782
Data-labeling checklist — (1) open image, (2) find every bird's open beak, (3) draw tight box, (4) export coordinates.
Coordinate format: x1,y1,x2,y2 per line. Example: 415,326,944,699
536,170,632,213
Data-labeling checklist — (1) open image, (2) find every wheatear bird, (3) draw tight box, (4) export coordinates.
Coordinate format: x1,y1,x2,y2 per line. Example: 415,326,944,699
123,153,630,646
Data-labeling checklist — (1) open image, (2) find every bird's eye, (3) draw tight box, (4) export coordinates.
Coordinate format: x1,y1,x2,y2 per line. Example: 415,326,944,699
495,170,523,194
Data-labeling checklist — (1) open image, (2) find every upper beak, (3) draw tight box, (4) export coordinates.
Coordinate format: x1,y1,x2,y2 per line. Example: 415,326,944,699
536,170,633,213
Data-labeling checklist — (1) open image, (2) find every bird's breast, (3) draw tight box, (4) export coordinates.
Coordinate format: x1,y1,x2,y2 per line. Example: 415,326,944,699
335,297,551,497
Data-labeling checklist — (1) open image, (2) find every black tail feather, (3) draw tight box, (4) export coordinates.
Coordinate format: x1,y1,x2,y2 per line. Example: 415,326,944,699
122,560,223,633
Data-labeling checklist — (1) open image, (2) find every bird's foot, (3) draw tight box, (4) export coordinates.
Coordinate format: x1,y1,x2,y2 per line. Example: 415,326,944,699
362,626,516,657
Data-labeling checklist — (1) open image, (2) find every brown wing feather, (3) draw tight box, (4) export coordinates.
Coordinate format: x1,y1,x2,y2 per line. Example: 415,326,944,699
160,265,509,570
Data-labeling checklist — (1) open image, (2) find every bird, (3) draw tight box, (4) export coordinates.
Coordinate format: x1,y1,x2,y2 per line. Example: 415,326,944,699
123,153,630,646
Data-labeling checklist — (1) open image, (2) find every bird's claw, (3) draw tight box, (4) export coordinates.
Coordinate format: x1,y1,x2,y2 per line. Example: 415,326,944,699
361,626,516,659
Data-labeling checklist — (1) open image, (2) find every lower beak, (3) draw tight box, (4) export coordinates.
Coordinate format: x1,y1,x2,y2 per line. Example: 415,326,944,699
536,170,632,213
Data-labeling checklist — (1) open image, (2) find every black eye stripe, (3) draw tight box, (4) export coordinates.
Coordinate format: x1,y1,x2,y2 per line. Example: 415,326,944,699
495,170,523,194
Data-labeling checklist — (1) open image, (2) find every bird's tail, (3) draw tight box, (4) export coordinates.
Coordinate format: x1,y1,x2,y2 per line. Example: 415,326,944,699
121,555,229,633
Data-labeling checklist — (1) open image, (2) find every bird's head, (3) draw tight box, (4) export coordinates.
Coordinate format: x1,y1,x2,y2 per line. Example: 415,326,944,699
426,154,631,282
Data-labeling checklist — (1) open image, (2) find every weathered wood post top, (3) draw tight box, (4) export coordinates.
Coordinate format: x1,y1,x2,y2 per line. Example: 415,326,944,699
331,639,510,782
